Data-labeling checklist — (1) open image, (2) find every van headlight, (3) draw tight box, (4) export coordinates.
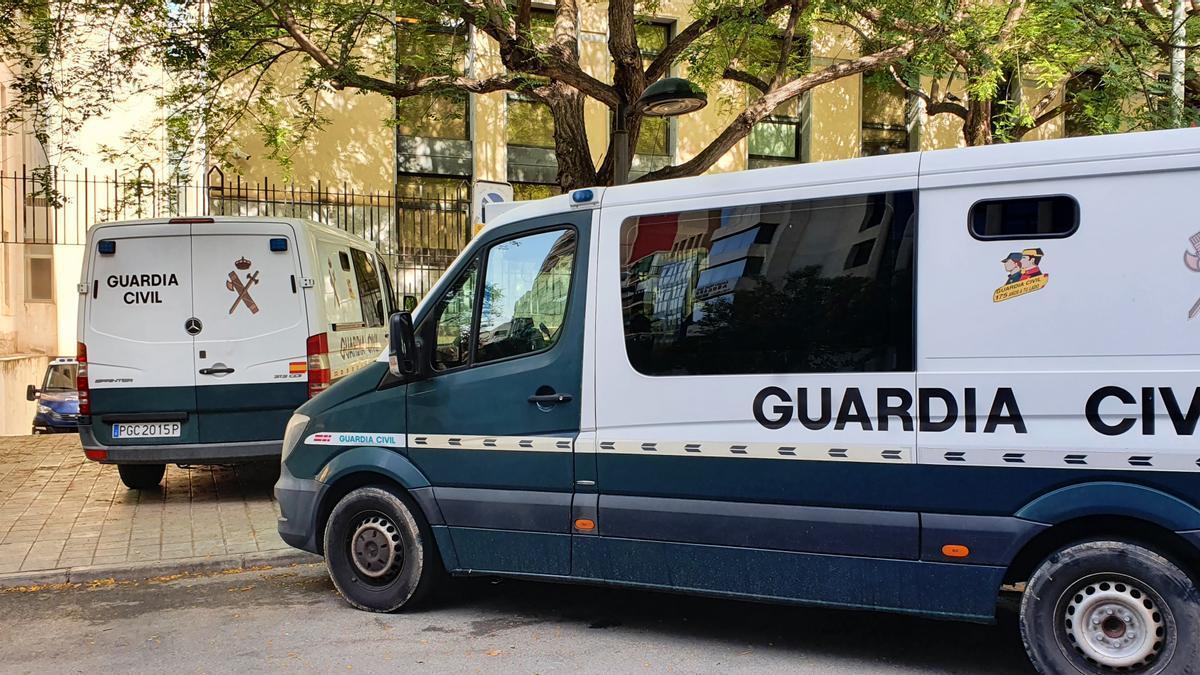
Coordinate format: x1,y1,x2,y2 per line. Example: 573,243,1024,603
281,414,310,462
38,404,52,415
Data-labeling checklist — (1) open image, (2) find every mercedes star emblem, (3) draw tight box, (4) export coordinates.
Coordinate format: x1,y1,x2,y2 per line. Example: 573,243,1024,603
184,317,203,335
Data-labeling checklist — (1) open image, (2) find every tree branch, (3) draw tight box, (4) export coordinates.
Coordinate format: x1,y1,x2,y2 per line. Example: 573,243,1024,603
645,0,792,83
997,0,1028,45
724,67,770,93
639,37,928,182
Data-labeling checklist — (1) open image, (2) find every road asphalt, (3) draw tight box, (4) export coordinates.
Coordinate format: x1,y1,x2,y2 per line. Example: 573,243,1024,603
0,563,1033,673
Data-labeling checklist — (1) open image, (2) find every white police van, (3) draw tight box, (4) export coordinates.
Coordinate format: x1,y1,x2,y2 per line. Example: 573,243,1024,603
275,128,1200,674
77,216,395,489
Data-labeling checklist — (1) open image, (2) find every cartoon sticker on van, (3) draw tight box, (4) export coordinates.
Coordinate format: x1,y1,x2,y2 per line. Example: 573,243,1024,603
1186,231,1200,319
994,247,1049,303
226,257,260,315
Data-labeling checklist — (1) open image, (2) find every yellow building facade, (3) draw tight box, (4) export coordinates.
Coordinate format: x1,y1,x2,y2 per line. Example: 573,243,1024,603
225,3,1065,197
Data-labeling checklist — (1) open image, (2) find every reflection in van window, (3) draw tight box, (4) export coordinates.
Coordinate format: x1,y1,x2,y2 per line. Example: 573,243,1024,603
620,192,915,376
477,230,576,364
350,249,385,328
432,259,478,371
970,195,1078,239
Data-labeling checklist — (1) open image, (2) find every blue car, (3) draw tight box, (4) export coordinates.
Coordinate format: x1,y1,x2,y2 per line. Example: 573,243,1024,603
27,357,80,434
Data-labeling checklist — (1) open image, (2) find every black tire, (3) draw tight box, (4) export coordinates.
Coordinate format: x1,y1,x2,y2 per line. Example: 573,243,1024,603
323,486,442,612
1020,540,1200,675
117,463,166,489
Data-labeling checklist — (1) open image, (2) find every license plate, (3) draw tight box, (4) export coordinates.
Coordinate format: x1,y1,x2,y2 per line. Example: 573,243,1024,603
112,422,181,439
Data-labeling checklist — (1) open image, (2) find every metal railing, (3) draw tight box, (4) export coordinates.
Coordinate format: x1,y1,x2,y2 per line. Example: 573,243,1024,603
0,165,472,298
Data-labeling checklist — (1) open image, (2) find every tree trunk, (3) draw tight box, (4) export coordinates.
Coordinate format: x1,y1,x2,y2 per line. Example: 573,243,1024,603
544,85,598,190
963,98,993,146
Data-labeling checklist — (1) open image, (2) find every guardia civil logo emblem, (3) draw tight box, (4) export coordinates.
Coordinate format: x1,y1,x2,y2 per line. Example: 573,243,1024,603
226,257,261,315
994,247,1049,303
1185,231,1200,320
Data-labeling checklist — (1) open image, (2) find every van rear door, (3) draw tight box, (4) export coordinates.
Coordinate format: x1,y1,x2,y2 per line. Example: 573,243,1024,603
84,223,199,445
189,221,309,444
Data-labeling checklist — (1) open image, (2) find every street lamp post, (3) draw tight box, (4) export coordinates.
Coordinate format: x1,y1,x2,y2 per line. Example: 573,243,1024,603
612,77,708,186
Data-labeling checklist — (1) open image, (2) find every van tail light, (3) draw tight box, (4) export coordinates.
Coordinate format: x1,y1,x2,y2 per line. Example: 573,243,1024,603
306,333,331,398
76,341,90,416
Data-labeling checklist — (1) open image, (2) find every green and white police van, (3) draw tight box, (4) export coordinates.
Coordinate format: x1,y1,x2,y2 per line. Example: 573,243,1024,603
276,128,1200,674
77,216,395,489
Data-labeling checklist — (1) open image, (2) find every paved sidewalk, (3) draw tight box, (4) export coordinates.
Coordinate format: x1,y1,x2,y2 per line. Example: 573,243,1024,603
0,434,308,580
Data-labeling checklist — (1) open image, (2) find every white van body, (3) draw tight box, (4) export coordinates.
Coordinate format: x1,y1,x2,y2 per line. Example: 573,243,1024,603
276,127,1200,672
77,217,394,471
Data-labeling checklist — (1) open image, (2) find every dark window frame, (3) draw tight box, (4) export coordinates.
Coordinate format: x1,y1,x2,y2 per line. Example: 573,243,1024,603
473,226,579,366
349,248,387,328
423,223,581,374
968,194,1080,242
748,114,805,163
427,255,481,373
619,191,917,377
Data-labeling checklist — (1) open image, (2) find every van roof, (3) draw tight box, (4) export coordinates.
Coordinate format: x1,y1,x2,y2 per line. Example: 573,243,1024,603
87,216,379,251
491,127,1200,227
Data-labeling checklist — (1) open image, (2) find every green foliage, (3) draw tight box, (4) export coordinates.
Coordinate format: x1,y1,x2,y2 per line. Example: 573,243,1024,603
0,0,1196,181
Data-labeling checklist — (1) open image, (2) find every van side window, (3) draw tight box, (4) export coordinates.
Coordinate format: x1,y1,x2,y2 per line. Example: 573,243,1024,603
620,191,915,376
349,249,385,328
377,257,398,315
477,230,576,364
431,259,479,371
969,195,1078,239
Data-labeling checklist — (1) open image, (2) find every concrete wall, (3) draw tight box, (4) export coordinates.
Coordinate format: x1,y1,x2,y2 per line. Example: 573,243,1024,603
0,354,47,436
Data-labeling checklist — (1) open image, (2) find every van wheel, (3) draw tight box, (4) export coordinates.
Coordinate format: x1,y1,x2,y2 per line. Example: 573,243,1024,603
323,486,441,612
117,463,165,489
1020,540,1200,674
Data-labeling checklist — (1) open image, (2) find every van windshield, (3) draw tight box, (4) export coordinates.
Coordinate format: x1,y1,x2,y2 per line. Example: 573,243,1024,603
43,364,78,392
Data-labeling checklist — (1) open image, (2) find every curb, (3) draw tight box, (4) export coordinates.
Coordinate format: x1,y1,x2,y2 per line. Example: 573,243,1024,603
0,549,323,590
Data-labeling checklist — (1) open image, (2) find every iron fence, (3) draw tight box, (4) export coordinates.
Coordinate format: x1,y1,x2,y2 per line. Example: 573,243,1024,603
0,165,472,298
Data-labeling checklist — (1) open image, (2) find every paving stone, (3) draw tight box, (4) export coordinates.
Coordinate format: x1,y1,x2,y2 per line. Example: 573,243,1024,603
0,434,291,578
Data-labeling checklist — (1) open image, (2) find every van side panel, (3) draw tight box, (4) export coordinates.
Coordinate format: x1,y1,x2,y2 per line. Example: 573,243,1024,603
915,162,1200,560
588,170,929,605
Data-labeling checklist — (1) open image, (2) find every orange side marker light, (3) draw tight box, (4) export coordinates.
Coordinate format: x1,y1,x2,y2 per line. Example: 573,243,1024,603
942,544,970,559
574,519,596,531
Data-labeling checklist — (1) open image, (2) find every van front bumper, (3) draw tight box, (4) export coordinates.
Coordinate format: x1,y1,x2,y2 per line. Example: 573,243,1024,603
275,466,323,554
78,424,281,464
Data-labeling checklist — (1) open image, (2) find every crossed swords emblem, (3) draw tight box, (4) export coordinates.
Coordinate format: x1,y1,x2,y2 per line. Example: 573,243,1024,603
226,259,260,315
1187,232,1200,320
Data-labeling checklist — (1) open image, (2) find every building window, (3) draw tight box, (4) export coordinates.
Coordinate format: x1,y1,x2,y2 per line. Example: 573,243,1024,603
395,23,472,179
506,8,562,186
748,98,806,168
395,24,470,141
862,78,910,156
620,191,916,376
507,95,557,150
634,21,672,161
25,253,53,302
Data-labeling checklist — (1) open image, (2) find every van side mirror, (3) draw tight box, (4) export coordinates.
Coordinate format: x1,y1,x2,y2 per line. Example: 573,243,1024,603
388,311,418,377
403,295,418,312
26,384,38,401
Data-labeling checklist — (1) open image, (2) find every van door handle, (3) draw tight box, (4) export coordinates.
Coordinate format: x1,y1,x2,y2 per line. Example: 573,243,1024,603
528,393,573,405
199,367,235,375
